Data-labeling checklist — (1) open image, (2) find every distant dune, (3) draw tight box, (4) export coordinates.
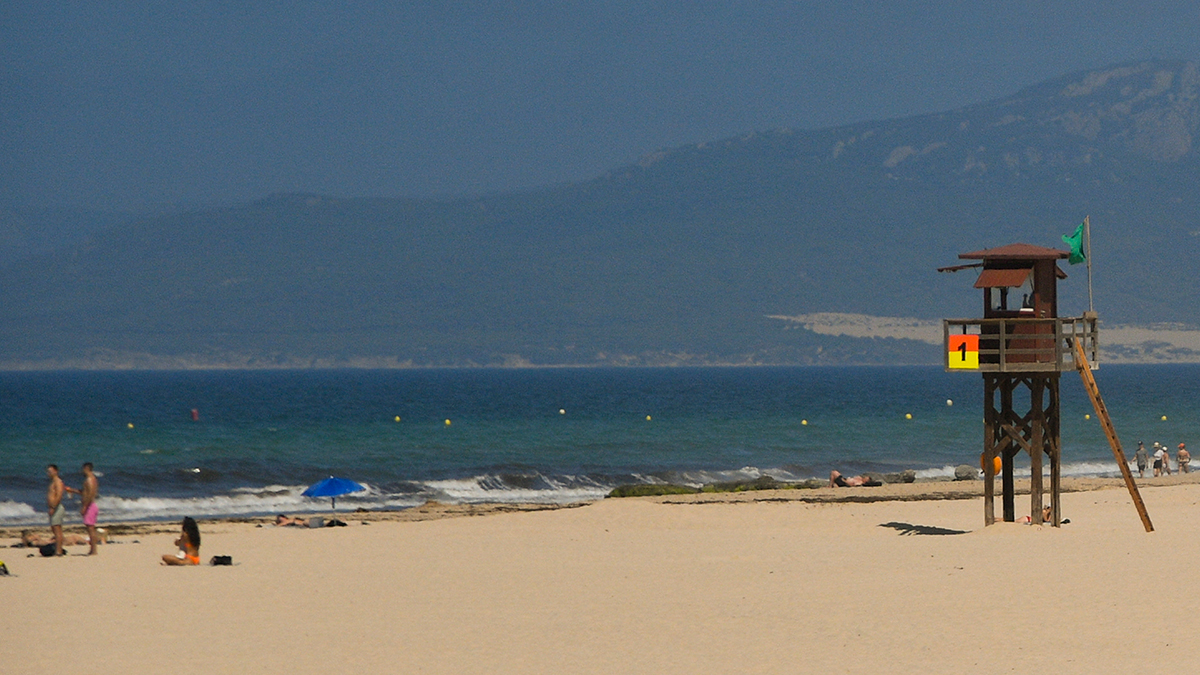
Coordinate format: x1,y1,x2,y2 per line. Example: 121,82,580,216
770,313,1200,364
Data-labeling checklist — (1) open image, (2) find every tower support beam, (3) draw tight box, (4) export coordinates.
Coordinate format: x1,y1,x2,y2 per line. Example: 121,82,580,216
983,373,1061,526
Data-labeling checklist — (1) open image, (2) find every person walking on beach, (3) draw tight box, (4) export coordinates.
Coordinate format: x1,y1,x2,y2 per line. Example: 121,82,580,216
1178,443,1190,473
1134,442,1149,478
65,462,100,556
1162,444,1172,476
1153,443,1165,477
45,464,66,556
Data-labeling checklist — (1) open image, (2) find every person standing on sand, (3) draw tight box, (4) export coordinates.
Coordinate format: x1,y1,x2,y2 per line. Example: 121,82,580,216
1162,444,1172,476
46,464,66,556
64,462,100,555
1134,442,1149,478
1178,443,1190,473
1153,443,1165,477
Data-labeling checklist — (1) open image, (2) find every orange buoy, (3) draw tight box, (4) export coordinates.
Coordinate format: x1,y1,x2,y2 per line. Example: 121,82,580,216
980,454,1002,474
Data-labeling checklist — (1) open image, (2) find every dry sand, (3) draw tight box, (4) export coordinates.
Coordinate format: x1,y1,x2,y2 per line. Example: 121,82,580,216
4,482,1199,674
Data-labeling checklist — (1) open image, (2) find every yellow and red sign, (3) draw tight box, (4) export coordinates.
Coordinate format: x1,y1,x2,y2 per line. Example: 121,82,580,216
948,334,979,369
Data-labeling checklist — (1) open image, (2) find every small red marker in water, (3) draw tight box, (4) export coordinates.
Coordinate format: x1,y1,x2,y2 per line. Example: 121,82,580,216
191,408,199,421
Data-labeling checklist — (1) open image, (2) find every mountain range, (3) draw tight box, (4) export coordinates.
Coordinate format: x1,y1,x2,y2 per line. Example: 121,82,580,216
2,60,1198,368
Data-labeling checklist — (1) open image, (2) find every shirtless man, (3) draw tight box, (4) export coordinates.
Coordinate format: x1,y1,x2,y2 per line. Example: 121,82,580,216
829,470,880,487
46,464,66,556
274,514,309,527
65,463,100,555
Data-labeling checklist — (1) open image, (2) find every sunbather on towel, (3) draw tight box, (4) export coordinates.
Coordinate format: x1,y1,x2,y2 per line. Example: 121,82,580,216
273,514,309,527
829,470,882,488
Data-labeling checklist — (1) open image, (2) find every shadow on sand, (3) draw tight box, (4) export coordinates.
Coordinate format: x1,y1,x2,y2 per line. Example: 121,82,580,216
878,521,968,536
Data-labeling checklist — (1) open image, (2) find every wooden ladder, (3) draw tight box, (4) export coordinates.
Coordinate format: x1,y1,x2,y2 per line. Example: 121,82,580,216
1073,339,1154,532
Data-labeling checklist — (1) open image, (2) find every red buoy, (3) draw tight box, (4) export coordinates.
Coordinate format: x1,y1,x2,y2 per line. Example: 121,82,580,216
191,408,199,421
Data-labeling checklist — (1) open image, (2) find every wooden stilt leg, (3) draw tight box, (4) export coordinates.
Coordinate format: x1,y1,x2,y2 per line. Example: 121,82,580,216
1049,377,1061,527
1001,378,1015,522
1029,377,1044,525
1002,445,1015,522
983,376,996,526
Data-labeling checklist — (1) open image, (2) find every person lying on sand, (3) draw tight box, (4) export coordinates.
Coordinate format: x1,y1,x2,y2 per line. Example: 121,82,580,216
1040,505,1071,524
19,529,106,547
829,470,882,488
274,514,309,527
162,517,201,566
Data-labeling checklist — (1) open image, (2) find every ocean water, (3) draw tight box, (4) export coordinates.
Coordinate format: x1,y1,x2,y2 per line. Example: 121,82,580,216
1,365,1195,526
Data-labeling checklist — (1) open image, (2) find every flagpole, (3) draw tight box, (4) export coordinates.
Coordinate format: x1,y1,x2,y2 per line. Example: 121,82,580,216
1085,215,1094,314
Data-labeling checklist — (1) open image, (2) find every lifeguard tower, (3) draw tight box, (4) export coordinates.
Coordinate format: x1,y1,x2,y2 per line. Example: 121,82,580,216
940,243,1099,527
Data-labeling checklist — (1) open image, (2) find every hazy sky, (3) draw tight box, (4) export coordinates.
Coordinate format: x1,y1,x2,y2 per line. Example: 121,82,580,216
3,1,1198,211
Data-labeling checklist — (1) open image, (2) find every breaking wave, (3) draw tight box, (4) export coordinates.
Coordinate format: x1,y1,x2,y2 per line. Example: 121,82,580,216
0,461,1153,527
915,460,1135,480
0,474,613,526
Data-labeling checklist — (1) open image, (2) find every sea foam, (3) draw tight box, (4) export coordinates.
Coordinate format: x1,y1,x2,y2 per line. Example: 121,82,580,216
0,500,38,521
423,473,611,504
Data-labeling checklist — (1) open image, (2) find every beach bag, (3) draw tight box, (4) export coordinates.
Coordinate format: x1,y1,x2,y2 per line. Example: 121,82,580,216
39,543,57,557
209,555,232,566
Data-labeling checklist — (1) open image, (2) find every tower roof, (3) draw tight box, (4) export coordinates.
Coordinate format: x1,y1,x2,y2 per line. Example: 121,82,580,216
958,243,1069,261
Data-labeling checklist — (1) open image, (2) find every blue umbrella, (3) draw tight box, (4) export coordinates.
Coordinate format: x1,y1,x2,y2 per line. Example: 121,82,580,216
301,476,366,510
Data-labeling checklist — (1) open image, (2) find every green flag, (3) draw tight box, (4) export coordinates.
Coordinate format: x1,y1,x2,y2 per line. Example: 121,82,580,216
1061,222,1085,265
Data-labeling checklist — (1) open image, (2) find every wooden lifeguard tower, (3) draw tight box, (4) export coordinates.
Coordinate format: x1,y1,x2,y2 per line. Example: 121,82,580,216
940,243,1099,527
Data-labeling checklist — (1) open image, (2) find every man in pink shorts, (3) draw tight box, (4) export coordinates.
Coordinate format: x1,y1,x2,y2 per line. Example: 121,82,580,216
67,462,101,556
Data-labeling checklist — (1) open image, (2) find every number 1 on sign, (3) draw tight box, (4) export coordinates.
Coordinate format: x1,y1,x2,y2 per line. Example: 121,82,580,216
948,334,979,369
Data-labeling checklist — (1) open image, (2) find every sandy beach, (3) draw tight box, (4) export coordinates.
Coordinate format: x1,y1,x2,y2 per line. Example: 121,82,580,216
5,480,1200,675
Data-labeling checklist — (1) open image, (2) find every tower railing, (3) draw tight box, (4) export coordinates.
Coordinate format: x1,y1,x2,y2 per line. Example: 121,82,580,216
942,316,1098,372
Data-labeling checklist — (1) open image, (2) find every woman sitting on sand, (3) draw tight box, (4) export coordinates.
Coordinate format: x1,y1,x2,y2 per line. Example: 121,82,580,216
162,517,201,565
